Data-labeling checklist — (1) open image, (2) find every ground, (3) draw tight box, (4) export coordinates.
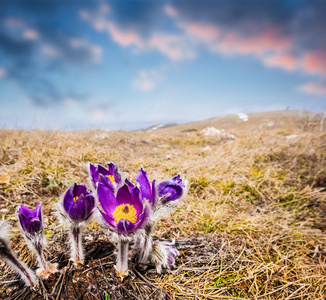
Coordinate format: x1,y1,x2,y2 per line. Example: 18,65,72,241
0,125,326,299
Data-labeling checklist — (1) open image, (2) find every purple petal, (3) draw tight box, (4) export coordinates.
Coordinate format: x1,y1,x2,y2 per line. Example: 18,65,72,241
73,183,87,197
18,205,34,218
98,164,110,176
97,183,118,217
35,203,42,220
125,178,134,190
116,184,132,206
116,219,135,235
99,174,116,192
172,174,182,184
63,186,74,213
67,197,86,221
135,205,150,229
151,179,157,206
158,178,184,203
28,218,42,234
136,168,152,201
107,162,122,184
99,208,116,228
89,163,99,185
84,193,95,218
18,212,29,233
130,186,143,217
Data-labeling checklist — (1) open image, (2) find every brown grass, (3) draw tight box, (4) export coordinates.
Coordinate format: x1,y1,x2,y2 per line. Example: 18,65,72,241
0,128,326,299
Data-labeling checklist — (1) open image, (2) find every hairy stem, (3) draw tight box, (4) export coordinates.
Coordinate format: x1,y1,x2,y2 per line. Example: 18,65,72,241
116,239,129,278
71,225,83,263
4,249,37,286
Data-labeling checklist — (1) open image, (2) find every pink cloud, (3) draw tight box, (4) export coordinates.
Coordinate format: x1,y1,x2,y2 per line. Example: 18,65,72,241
181,22,221,42
24,29,39,40
263,53,299,71
302,50,326,76
298,82,326,95
106,22,144,48
217,28,292,55
164,5,178,17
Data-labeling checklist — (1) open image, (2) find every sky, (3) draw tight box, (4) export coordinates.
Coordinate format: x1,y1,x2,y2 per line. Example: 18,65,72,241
0,0,326,131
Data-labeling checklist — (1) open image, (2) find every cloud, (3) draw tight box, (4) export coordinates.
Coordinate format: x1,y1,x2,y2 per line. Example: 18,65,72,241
302,50,326,76
132,69,163,91
298,82,326,95
0,1,102,106
263,53,299,71
0,67,6,78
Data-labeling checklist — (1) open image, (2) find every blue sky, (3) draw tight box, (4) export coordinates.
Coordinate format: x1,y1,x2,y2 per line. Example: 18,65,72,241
0,0,325,130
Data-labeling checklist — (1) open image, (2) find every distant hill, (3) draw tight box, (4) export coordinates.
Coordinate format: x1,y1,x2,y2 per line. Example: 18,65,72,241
149,110,325,134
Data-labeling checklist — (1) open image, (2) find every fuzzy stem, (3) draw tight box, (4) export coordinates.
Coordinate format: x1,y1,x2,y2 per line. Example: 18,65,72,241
33,240,48,271
71,226,83,263
4,250,37,287
116,239,129,278
138,224,153,263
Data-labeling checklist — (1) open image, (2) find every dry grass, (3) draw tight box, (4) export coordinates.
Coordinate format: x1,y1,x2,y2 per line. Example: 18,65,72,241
0,128,326,299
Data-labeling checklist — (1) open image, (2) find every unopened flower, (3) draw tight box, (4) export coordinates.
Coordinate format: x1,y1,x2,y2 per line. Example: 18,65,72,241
158,174,185,204
0,219,37,287
89,162,122,192
17,203,57,278
97,183,150,278
132,168,187,264
150,240,179,274
58,183,95,265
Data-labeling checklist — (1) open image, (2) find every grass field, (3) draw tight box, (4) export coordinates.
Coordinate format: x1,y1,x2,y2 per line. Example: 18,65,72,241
1,127,326,299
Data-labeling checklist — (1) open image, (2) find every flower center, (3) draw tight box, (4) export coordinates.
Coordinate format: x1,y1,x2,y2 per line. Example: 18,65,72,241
113,204,137,224
73,196,78,202
106,175,115,183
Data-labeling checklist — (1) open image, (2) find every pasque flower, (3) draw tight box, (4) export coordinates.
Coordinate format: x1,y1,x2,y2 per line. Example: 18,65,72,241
58,183,95,265
17,203,57,278
0,219,37,287
150,240,179,273
132,168,187,267
97,182,150,278
89,162,122,192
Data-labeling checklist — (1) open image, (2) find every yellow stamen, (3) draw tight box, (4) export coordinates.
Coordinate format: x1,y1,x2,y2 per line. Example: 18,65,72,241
113,204,137,224
107,175,115,183
73,196,78,202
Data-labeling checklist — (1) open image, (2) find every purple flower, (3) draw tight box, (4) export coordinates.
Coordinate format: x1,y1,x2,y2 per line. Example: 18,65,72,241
17,203,42,235
158,175,185,204
63,183,95,223
150,240,179,273
89,162,122,191
97,183,150,236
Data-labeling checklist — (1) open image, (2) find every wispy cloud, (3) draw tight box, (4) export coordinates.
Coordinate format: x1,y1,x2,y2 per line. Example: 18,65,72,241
298,82,326,95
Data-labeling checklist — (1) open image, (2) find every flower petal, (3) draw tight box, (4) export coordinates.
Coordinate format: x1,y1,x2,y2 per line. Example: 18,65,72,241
98,164,110,176
135,204,150,229
35,203,42,220
117,219,135,235
151,179,157,206
18,205,34,218
97,183,118,217
84,193,95,218
107,162,122,184
89,163,100,186
18,212,29,233
63,186,74,213
136,168,152,201
99,208,116,228
99,174,116,192
125,178,134,190
130,186,143,217
68,197,86,221
116,184,132,206
73,183,87,197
